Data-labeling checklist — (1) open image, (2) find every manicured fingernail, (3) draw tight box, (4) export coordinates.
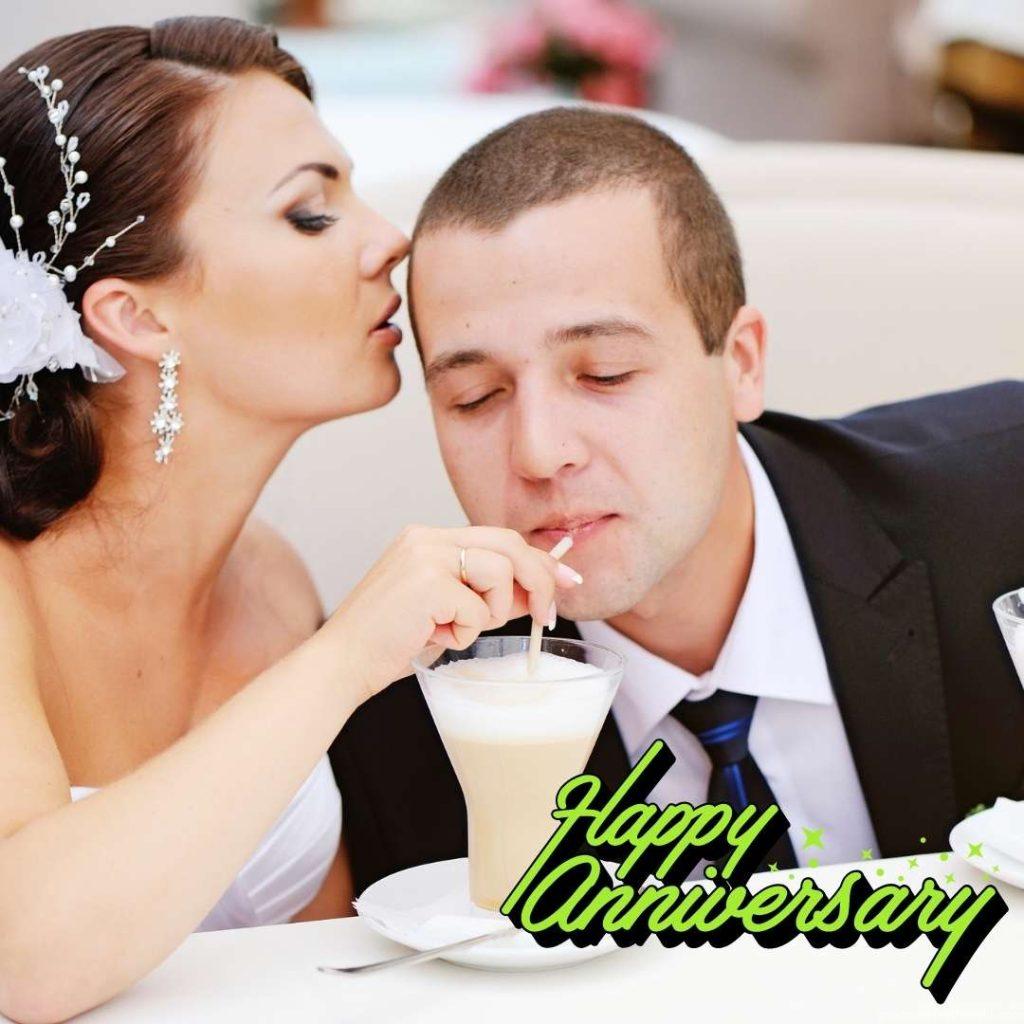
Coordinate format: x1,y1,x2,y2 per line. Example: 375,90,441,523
547,602,557,630
557,563,584,586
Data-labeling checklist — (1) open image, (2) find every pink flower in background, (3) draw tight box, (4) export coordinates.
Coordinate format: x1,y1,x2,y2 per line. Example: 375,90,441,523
467,0,667,108
579,68,648,107
466,61,516,93
492,9,548,66
538,0,664,70
469,7,547,93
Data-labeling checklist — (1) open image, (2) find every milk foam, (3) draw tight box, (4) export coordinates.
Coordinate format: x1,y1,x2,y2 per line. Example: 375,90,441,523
439,651,598,682
426,651,612,742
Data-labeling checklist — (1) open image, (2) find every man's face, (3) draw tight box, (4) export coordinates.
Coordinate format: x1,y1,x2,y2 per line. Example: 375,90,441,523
412,187,762,621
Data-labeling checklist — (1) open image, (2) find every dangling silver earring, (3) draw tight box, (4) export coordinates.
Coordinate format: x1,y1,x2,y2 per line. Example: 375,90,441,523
150,350,183,464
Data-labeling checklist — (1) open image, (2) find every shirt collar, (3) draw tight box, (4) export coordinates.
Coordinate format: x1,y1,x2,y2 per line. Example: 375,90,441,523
577,433,835,755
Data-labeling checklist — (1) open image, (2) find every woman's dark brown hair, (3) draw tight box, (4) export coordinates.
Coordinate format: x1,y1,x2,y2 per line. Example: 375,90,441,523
0,17,311,541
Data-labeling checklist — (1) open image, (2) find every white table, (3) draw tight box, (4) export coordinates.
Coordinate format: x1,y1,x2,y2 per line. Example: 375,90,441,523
51,853,1022,1023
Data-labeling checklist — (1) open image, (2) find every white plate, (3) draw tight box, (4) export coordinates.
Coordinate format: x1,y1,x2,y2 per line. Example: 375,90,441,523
356,858,621,971
949,803,1024,888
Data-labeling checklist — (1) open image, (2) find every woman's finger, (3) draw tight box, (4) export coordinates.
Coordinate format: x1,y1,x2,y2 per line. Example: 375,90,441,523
507,581,544,624
442,528,559,624
428,577,492,650
458,547,515,628
446,526,575,586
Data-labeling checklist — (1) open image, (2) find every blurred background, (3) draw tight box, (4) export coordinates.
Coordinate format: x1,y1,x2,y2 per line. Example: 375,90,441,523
4,0,1024,152
3,1,1023,605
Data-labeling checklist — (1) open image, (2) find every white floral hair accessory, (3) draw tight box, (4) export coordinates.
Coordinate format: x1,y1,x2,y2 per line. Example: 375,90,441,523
0,64,144,422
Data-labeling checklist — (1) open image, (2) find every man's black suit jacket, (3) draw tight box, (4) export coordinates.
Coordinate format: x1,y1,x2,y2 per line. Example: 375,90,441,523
329,381,1024,896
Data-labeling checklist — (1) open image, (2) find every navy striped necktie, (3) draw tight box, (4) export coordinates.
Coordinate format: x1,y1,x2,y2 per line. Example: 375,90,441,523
669,689,797,871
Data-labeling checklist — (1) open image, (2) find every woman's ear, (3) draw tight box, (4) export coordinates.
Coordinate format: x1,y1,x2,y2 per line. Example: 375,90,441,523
723,304,767,424
80,278,170,364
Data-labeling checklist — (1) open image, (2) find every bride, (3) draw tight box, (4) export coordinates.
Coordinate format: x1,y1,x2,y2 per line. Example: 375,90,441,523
0,16,578,1023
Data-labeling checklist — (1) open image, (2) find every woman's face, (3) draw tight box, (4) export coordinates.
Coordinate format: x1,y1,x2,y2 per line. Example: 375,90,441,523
161,71,409,427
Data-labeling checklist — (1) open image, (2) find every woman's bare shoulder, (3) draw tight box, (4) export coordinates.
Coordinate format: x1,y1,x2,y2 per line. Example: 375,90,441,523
210,519,324,675
238,517,322,621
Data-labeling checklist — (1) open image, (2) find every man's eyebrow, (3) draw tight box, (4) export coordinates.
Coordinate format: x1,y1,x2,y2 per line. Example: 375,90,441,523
269,160,346,195
423,319,653,386
423,349,491,387
545,318,655,346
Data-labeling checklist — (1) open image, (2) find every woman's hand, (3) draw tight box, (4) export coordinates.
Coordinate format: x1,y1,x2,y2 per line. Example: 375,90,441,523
322,526,582,698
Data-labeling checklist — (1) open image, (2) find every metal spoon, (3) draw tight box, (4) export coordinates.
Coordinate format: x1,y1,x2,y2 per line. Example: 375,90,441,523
316,925,518,975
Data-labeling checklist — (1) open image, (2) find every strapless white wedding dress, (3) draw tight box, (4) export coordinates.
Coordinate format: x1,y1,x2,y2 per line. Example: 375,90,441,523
69,754,342,931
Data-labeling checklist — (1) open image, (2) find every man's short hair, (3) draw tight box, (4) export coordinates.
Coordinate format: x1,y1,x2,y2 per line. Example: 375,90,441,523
410,106,745,355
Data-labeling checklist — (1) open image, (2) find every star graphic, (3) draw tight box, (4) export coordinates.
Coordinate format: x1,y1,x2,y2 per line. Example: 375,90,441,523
768,862,779,872
907,857,919,869
860,849,873,860
968,842,984,858
992,865,1000,873
945,873,955,884
802,826,824,850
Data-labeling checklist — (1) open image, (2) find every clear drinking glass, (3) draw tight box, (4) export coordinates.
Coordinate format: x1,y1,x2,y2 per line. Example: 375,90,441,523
412,636,623,911
993,589,1024,689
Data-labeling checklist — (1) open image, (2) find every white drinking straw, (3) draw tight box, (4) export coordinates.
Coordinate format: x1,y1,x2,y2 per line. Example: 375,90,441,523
527,535,574,675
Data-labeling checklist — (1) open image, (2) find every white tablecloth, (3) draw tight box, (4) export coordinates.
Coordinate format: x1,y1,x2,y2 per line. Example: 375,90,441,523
42,853,1023,1023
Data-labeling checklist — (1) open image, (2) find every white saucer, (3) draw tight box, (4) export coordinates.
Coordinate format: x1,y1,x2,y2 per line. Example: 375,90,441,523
949,799,1024,888
355,858,621,971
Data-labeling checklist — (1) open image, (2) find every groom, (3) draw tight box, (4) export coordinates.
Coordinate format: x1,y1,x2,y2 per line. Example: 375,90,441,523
330,107,1024,894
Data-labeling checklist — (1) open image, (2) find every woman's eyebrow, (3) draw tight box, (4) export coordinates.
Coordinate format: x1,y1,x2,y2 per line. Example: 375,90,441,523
269,161,344,195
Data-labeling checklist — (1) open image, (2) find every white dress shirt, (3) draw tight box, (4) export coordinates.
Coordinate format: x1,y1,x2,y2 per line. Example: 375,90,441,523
577,434,879,878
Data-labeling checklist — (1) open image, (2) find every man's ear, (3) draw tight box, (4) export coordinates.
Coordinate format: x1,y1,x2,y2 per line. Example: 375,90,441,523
722,304,767,423
79,277,171,365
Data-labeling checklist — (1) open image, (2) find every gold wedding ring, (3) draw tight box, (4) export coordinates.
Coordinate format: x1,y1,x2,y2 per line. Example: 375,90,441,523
458,546,469,585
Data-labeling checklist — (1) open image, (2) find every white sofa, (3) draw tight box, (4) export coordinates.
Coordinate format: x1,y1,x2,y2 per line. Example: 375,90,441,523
256,100,1024,610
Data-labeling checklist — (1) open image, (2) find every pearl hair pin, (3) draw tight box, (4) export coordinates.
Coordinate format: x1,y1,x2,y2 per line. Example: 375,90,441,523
0,64,145,421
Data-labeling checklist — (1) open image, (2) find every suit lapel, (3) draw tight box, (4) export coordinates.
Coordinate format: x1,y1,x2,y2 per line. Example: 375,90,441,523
742,421,959,857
